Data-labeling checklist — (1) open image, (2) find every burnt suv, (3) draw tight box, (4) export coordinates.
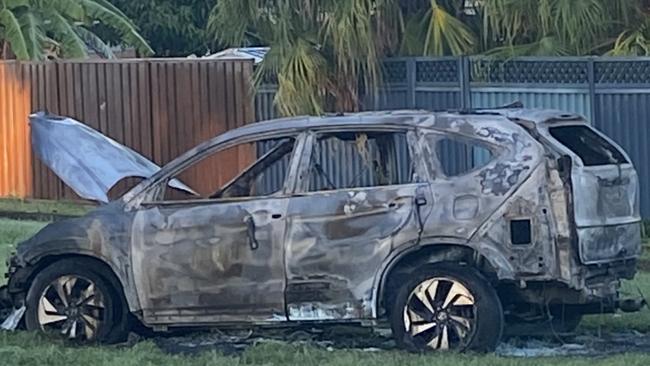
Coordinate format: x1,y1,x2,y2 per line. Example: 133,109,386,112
0,108,642,352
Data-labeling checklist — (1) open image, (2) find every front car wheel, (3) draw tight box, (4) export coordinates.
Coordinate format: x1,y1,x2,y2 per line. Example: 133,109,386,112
24,259,127,343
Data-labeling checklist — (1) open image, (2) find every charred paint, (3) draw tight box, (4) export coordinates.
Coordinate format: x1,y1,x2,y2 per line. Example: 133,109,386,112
3,109,642,331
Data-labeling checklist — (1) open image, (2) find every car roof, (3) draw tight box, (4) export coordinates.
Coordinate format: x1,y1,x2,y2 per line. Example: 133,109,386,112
475,108,585,125
125,108,561,202
220,108,586,142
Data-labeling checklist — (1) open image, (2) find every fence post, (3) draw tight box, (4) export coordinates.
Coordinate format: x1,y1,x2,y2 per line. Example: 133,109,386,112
459,56,471,110
406,58,417,109
587,58,597,124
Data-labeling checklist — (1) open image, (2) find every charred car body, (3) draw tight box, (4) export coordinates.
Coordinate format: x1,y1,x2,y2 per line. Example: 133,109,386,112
0,108,643,352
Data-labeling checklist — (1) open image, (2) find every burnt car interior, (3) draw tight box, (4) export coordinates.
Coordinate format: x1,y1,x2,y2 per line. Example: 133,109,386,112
549,125,629,166
435,137,495,177
211,138,295,199
160,137,296,201
308,132,413,191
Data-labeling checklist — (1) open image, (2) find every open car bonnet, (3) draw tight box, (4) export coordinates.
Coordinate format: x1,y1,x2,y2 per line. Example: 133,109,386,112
30,112,196,203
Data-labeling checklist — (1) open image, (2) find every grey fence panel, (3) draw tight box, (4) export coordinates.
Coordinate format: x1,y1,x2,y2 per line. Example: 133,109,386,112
256,85,278,121
471,89,592,120
415,89,461,110
368,88,410,110
254,56,650,217
595,92,650,217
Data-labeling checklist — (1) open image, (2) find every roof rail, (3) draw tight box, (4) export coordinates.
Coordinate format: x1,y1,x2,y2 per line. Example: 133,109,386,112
456,101,524,115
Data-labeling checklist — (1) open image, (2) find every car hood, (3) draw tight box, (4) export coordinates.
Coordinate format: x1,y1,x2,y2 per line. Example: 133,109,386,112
30,112,196,202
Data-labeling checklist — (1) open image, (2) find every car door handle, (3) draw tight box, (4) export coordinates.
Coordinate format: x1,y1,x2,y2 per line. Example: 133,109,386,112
271,213,282,219
244,215,259,250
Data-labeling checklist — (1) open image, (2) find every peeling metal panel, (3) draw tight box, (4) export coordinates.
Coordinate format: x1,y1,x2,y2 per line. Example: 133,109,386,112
578,223,642,264
131,198,289,324
6,109,643,330
284,184,427,320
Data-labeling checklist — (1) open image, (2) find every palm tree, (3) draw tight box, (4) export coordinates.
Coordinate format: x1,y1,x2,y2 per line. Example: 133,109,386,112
0,0,152,60
481,0,650,56
209,0,394,115
209,0,650,115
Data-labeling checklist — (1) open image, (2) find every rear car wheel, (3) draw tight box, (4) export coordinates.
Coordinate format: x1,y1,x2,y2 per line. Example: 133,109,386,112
390,263,503,352
24,259,127,343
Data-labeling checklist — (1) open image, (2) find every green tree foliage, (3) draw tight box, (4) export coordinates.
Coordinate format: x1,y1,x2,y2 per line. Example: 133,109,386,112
103,0,216,57
209,0,650,115
209,0,403,115
0,0,152,60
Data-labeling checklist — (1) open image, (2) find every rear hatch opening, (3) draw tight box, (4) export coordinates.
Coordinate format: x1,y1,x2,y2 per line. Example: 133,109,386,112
547,124,641,264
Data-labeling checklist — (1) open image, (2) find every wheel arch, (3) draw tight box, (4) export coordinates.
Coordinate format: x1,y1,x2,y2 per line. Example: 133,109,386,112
374,241,512,318
9,251,139,313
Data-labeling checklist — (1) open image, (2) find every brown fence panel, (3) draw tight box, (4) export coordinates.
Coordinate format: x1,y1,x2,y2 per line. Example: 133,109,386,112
0,59,255,200
0,62,32,198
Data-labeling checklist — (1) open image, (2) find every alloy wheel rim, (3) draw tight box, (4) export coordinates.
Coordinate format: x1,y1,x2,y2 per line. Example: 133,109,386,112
37,275,107,340
403,277,476,350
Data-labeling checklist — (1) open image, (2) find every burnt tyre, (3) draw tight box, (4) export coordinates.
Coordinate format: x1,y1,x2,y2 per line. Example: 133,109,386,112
390,263,503,352
24,259,128,343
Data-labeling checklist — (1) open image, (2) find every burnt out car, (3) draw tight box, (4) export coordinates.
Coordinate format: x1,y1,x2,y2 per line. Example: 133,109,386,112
0,108,643,352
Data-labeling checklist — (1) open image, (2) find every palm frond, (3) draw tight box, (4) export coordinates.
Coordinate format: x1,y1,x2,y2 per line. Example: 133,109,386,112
80,0,153,55
484,35,570,57
207,0,261,46
608,27,650,56
552,0,607,55
0,7,28,59
260,38,329,116
18,11,44,60
75,25,115,59
422,0,476,56
44,10,87,58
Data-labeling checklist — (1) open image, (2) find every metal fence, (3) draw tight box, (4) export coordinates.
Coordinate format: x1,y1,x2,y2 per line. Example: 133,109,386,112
257,56,650,217
0,59,255,200
0,62,32,198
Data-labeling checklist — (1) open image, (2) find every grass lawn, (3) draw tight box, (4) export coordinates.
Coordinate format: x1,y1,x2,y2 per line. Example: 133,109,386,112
0,218,649,365
0,219,47,283
0,198,93,217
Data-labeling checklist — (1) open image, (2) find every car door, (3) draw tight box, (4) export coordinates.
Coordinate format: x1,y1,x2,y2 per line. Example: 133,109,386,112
130,135,303,325
284,129,431,321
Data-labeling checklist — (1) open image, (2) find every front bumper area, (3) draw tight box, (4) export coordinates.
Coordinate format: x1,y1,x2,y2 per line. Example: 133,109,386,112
0,285,25,330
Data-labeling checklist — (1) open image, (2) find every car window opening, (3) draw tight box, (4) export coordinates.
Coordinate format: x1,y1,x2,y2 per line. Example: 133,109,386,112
308,132,412,192
163,137,295,201
434,137,495,177
549,125,628,166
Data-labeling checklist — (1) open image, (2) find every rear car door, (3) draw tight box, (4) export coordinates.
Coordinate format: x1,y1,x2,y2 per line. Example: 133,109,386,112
284,129,430,320
545,124,641,264
130,136,301,324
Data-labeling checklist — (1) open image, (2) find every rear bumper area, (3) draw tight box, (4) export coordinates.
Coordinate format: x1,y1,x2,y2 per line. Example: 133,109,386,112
578,222,642,264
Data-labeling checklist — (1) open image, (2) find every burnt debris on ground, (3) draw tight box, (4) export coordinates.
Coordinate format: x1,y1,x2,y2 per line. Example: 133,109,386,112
145,326,650,357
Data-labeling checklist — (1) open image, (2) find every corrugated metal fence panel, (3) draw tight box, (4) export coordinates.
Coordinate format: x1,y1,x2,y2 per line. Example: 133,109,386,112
470,89,592,120
366,86,410,110
415,89,461,110
0,62,32,198
0,59,255,201
594,92,650,217
256,85,279,121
